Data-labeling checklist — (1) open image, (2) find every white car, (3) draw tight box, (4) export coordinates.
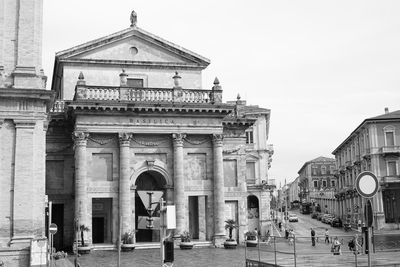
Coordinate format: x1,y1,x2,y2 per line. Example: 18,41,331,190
288,214,298,222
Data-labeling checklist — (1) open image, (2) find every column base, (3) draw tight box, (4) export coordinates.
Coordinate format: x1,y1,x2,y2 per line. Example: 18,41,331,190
213,234,226,248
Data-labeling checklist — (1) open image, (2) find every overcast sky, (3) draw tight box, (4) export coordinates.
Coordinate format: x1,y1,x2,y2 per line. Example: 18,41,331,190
42,0,400,186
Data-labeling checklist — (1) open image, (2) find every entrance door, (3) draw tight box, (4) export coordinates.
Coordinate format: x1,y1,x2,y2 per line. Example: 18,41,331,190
52,204,64,251
189,196,199,239
135,170,166,242
92,198,112,243
92,217,105,243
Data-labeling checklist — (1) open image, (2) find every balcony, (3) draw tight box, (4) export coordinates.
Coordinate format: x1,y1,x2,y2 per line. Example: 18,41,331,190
345,161,353,170
74,85,222,104
50,100,66,113
339,165,346,174
380,146,400,157
362,148,371,159
352,155,361,165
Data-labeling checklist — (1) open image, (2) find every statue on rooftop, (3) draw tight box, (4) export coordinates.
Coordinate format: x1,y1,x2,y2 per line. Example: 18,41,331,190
130,10,137,27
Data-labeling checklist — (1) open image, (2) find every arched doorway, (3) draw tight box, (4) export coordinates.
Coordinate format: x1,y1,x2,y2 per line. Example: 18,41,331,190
135,170,166,242
247,195,259,232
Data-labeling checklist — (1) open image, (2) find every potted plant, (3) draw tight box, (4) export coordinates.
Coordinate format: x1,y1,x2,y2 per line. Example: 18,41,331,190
245,231,258,247
77,224,91,254
224,219,238,249
121,230,136,251
179,231,194,250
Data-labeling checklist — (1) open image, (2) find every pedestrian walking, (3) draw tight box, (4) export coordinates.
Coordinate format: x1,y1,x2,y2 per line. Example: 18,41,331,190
278,222,282,231
331,236,341,255
311,228,316,246
288,229,294,246
324,229,330,244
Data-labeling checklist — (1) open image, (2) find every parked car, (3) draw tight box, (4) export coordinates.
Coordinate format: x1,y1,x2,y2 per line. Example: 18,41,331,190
311,212,319,219
325,215,335,224
317,213,324,221
331,217,342,227
288,214,298,222
321,214,335,224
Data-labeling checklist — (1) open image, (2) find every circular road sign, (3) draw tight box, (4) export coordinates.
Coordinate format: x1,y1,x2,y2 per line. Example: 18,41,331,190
355,171,379,198
49,223,58,235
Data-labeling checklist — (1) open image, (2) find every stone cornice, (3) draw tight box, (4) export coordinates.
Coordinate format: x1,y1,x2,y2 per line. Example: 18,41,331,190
59,58,205,70
0,87,55,111
66,100,233,115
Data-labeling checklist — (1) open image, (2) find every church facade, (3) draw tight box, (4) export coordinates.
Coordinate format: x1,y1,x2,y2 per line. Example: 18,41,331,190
47,14,274,250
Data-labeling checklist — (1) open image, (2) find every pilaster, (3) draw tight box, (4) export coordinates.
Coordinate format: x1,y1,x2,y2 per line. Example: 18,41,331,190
119,132,133,235
11,120,37,247
172,133,186,236
212,134,225,247
73,131,89,243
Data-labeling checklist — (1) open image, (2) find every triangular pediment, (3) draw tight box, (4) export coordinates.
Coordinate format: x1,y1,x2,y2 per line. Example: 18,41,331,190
56,27,210,68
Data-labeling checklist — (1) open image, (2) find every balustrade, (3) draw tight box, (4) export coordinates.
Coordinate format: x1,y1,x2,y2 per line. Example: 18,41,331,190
74,85,219,104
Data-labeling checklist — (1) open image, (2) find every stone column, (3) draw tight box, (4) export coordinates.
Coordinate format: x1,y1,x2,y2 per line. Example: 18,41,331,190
73,131,89,240
119,133,132,235
173,133,186,236
212,134,225,247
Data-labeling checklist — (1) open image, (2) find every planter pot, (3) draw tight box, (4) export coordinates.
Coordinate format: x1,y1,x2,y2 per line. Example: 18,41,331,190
77,246,92,254
121,243,136,252
179,241,194,250
246,240,258,247
223,240,237,249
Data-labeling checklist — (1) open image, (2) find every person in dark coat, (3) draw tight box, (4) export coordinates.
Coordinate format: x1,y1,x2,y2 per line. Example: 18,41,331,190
311,228,316,246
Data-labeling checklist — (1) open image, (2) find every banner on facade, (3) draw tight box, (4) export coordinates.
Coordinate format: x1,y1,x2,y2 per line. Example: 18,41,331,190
137,191,163,216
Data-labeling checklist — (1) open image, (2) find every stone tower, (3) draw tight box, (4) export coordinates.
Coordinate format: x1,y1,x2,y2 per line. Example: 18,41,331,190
0,0,53,265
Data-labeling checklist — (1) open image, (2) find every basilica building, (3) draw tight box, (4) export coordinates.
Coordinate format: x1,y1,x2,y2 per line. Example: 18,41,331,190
46,13,274,250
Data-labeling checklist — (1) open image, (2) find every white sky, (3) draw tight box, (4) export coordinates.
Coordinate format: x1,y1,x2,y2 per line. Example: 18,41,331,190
42,0,400,187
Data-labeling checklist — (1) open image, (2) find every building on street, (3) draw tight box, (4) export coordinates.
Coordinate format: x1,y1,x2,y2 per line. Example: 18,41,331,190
0,5,275,265
46,11,274,250
297,157,337,214
332,108,400,230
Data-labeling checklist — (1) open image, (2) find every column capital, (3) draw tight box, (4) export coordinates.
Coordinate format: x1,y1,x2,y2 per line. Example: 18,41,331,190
212,134,224,146
172,133,186,146
72,131,89,147
118,132,133,146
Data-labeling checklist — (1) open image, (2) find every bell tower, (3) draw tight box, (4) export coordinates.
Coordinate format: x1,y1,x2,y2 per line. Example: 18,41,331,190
0,0,53,259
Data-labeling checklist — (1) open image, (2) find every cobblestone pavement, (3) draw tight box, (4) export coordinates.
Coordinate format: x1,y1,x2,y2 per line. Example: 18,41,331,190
72,247,246,267
69,244,400,267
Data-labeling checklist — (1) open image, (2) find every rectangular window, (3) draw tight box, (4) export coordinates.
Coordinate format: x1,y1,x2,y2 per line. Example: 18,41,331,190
313,180,318,188
385,132,395,146
246,131,254,144
322,180,327,187
321,166,326,175
127,78,144,88
46,160,64,190
246,162,256,184
331,180,336,187
92,153,113,181
387,161,397,176
224,160,237,187
312,167,317,176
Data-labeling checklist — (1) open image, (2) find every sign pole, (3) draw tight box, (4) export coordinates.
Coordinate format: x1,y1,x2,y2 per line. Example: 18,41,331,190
160,198,164,267
355,172,378,267
48,201,52,267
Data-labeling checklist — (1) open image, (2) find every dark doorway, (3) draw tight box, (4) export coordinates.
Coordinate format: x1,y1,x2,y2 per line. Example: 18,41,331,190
92,217,105,243
52,204,64,251
92,198,112,243
189,196,199,239
135,170,166,242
